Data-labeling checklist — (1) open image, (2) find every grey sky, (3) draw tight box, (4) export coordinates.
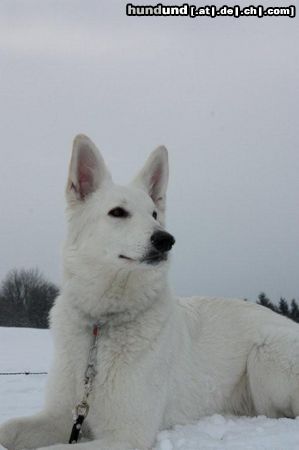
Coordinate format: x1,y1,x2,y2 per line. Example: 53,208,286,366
0,0,298,301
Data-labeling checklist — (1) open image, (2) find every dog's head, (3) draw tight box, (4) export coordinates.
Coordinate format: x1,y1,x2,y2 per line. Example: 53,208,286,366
65,135,175,274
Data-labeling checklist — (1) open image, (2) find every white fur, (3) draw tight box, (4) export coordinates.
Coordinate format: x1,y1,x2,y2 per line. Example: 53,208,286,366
1,135,299,450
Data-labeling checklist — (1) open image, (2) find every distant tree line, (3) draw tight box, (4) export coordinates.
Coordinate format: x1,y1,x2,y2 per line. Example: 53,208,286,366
0,268,298,328
257,292,299,323
0,268,59,329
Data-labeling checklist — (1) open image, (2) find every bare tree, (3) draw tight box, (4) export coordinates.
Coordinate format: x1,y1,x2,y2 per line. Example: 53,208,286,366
0,268,59,328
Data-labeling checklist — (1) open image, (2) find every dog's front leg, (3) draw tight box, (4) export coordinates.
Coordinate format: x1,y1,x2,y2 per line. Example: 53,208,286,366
0,411,72,450
37,437,136,450
0,344,78,450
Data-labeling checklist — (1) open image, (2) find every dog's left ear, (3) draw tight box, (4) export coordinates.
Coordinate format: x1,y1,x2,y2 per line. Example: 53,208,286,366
132,146,169,215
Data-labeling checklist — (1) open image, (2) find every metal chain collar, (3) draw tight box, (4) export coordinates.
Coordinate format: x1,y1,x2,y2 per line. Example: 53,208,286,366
69,323,101,444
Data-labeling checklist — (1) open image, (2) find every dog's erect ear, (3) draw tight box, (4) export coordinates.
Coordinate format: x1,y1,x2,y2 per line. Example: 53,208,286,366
66,134,112,202
132,146,169,214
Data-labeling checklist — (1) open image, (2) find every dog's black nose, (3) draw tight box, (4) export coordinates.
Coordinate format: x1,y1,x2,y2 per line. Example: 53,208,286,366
151,231,175,252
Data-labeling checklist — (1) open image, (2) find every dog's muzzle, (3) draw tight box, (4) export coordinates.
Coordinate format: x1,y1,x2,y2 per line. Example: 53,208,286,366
141,230,175,264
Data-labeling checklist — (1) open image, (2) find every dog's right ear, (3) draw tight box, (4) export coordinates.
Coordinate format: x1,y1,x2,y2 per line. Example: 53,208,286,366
66,134,112,202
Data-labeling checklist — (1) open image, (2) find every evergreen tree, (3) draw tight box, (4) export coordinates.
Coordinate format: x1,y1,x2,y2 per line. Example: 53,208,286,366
290,299,299,323
257,292,276,311
257,293,299,324
278,298,289,316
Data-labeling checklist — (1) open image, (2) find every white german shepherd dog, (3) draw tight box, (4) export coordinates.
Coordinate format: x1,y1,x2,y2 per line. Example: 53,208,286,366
1,135,299,450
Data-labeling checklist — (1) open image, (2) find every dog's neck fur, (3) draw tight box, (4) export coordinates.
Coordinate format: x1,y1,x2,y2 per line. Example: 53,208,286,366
62,259,172,327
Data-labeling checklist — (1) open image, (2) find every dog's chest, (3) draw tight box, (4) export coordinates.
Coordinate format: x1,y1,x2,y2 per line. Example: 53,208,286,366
64,319,172,436
69,324,140,422
71,326,125,386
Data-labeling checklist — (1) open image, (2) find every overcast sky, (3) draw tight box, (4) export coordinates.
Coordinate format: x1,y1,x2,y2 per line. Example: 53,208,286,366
0,0,298,301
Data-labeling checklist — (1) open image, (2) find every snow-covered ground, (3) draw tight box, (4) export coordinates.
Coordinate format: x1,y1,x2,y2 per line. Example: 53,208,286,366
1,327,299,449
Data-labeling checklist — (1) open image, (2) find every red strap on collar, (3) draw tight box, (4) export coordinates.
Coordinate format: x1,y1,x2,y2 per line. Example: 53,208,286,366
93,324,99,336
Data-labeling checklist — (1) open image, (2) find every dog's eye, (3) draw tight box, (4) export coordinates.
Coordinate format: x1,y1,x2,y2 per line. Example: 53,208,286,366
108,207,129,218
152,211,158,220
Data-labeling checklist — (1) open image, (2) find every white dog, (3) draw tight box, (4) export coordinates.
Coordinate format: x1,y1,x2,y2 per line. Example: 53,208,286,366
1,135,299,450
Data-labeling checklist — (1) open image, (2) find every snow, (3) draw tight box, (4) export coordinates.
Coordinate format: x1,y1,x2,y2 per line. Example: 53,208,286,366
0,328,51,423
1,327,299,449
155,416,299,449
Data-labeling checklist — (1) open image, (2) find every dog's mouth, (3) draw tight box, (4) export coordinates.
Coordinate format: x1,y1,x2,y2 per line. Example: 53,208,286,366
140,249,168,265
119,251,167,265
119,255,136,262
